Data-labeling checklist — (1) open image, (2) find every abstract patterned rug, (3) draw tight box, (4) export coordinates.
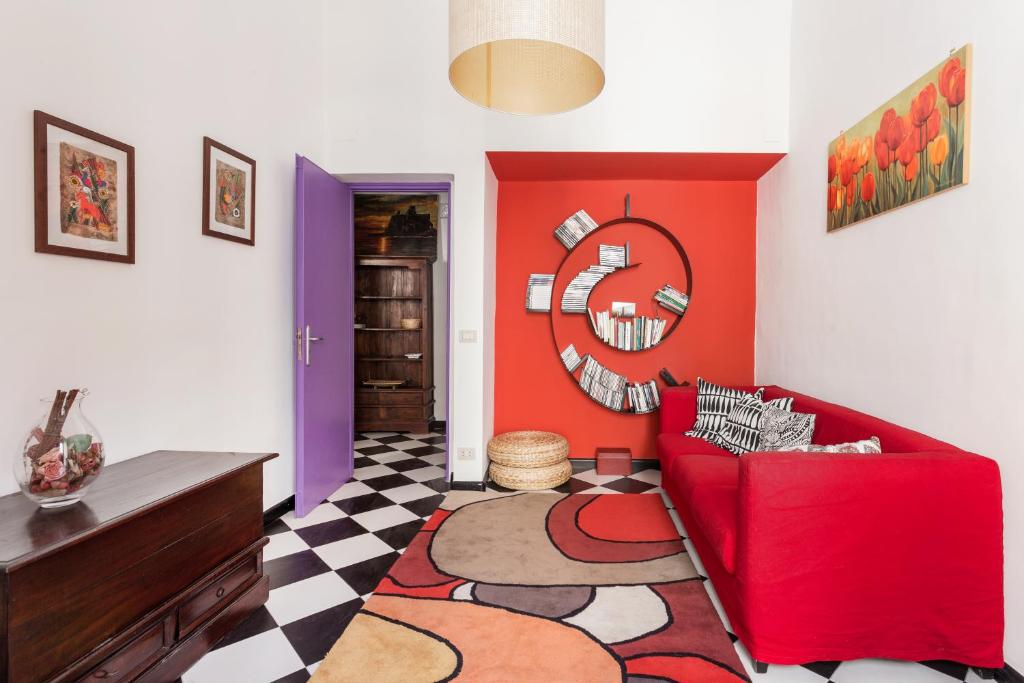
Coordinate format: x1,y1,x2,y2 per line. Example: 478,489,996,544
312,491,749,682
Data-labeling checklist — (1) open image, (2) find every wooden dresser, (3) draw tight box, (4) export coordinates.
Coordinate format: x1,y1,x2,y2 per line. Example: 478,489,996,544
0,450,277,683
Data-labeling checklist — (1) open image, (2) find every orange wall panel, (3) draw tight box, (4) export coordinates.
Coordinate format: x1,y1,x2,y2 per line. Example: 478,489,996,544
494,179,756,459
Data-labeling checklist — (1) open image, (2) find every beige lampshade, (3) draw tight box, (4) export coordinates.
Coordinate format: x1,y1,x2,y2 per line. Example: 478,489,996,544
449,0,605,115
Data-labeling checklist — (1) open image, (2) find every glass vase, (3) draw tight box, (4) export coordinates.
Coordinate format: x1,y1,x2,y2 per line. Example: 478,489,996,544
15,389,105,508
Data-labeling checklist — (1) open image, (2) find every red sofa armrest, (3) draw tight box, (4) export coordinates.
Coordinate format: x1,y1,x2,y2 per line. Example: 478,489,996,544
735,450,1003,666
659,386,698,434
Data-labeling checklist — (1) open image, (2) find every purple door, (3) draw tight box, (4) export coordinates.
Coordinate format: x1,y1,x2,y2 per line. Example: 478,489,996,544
294,156,354,517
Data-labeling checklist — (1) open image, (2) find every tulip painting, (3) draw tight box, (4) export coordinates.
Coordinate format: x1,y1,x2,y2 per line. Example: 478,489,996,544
827,45,971,232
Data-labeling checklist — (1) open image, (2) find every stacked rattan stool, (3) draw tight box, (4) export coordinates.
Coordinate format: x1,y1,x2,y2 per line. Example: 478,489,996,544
487,431,571,490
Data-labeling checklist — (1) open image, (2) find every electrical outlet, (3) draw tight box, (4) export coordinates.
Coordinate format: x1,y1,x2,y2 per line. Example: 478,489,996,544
457,447,475,461
458,329,478,343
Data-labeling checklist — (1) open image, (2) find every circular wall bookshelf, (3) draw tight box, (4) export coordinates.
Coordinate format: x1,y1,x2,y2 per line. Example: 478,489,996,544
524,197,693,414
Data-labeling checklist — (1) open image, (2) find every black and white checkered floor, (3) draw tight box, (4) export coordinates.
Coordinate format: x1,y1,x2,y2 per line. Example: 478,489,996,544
183,430,993,683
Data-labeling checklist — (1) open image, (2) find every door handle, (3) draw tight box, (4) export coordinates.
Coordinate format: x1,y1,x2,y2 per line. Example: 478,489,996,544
304,324,325,367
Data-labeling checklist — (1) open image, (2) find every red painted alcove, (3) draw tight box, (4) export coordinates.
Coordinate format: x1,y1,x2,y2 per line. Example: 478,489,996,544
490,151,784,459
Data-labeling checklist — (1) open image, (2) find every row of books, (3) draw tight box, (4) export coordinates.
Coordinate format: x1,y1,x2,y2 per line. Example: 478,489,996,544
627,380,661,413
654,283,690,315
561,264,616,313
578,356,627,411
587,309,667,350
526,273,555,312
560,343,585,373
599,242,630,268
554,209,600,249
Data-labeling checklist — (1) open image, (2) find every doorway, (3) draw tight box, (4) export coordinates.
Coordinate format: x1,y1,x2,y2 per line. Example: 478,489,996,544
347,182,452,484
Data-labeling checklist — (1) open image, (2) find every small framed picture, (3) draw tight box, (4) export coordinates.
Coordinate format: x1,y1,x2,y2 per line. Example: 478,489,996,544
34,111,135,263
612,301,636,317
202,136,255,246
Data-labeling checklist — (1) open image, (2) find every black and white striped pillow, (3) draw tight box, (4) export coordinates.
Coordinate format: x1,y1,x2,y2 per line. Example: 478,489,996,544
717,395,794,455
686,378,762,442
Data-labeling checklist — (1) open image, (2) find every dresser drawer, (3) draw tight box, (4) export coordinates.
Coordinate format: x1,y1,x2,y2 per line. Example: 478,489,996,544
178,553,259,638
80,616,172,682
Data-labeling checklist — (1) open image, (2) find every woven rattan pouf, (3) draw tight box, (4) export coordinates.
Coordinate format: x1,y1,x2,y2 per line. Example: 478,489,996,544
487,431,571,490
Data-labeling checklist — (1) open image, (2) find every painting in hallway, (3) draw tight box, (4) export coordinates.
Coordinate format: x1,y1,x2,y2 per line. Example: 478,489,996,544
355,193,439,257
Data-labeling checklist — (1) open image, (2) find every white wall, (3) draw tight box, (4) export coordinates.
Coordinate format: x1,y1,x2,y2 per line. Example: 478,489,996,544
757,0,1024,663
322,0,792,480
0,1,325,508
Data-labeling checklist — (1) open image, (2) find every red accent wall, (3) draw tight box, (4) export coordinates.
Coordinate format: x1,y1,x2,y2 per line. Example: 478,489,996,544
494,179,757,459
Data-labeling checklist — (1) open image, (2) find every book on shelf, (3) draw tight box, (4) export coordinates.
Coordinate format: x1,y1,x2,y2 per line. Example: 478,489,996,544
626,379,661,413
654,283,690,315
525,273,555,312
560,343,586,373
560,265,616,313
554,209,600,249
578,356,627,411
588,308,668,351
599,242,630,268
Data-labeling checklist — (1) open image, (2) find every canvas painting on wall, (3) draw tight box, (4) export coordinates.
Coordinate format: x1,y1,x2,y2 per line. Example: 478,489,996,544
34,111,135,263
354,193,438,258
203,137,255,245
827,45,971,232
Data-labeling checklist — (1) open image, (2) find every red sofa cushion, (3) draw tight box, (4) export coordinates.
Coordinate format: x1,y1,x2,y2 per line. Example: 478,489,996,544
659,436,733,462
688,484,738,574
667,451,738,498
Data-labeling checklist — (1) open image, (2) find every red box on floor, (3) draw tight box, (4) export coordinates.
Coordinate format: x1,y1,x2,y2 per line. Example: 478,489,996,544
596,447,632,476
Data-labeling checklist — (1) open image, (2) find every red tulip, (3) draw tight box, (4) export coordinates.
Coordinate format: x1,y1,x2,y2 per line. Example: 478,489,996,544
874,130,891,170
896,133,917,166
839,157,855,186
861,171,876,202
947,67,966,107
902,113,926,153
939,58,961,99
879,108,898,136
884,112,907,151
846,179,856,206
904,155,919,182
911,84,937,127
828,184,838,211
926,108,941,142
828,154,837,183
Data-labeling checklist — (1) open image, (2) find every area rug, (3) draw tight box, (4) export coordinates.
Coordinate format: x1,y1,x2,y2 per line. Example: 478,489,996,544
313,491,748,682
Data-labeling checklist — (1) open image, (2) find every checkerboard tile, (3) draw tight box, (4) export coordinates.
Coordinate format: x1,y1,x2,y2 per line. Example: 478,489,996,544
183,431,982,683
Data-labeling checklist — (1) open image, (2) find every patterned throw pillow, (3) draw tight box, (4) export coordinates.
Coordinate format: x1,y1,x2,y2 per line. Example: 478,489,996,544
757,406,815,451
686,378,763,442
778,437,882,454
716,395,795,455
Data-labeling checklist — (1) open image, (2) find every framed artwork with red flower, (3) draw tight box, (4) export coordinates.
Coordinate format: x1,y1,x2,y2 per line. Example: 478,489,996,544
34,111,135,263
827,44,971,232
202,136,255,246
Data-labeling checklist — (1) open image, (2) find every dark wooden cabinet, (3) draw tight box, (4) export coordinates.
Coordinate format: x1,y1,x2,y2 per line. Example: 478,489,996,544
0,450,277,683
355,256,435,432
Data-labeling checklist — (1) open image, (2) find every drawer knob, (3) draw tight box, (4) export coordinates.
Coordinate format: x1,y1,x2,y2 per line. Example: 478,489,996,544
94,669,118,679
216,586,226,598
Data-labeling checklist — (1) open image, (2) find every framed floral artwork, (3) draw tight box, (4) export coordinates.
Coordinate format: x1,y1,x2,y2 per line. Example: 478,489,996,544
827,45,971,232
34,111,135,263
202,137,255,246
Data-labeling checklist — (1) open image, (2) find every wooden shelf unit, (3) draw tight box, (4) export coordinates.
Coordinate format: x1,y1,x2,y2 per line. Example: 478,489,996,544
355,257,435,432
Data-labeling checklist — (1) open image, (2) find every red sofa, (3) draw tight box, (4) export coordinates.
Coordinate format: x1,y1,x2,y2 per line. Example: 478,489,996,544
658,385,1003,671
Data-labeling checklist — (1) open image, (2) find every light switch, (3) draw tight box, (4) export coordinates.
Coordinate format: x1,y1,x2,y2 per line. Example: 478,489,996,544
459,329,478,343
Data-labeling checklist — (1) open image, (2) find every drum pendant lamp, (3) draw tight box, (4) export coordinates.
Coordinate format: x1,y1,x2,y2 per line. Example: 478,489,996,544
448,0,605,115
